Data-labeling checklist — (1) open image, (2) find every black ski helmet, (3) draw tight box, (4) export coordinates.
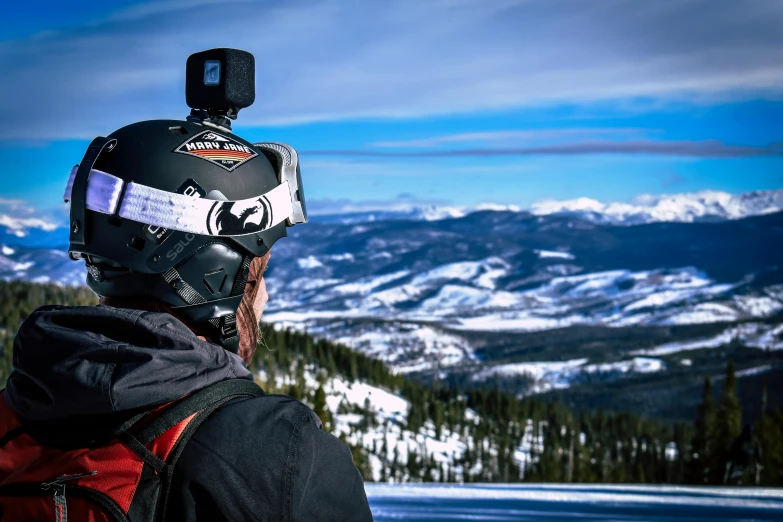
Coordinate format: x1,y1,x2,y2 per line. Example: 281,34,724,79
64,49,307,352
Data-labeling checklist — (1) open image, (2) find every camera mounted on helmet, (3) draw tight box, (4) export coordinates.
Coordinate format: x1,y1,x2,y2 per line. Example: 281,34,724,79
63,49,307,353
185,48,255,132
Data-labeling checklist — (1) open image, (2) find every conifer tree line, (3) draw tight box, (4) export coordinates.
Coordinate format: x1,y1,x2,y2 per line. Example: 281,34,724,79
254,324,782,486
0,281,781,485
687,362,782,486
255,323,686,484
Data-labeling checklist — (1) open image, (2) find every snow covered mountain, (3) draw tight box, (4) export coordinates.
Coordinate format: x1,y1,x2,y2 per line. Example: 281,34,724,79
1,190,781,404
310,189,783,226
260,208,783,391
530,189,783,225
0,243,84,285
309,203,523,225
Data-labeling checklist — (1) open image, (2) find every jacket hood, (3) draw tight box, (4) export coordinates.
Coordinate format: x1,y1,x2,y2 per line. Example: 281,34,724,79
5,305,252,425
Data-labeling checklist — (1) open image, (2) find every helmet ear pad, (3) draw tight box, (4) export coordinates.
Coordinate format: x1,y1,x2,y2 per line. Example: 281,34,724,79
175,242,245,302
164,241,251,352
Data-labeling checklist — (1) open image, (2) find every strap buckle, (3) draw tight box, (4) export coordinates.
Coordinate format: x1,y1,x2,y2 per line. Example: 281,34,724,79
220,314,238,339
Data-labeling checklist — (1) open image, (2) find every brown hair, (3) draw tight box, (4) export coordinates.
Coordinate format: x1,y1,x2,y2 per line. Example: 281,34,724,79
100,250,271,365
235,251,271,364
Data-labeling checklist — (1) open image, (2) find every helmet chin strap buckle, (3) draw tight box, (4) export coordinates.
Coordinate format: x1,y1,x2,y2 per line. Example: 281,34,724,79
219,314,237,339
217,314,240,353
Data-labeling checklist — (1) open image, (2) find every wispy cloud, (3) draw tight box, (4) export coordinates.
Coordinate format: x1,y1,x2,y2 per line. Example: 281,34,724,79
2,0,782,140
303,140,783,159
370,128,654,148
105,0,259,22
0,197,35,215
0,197,30,207
0,197,62,233
307,194,451,215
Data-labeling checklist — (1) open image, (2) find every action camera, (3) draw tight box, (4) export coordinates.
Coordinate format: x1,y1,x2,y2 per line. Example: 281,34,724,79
186,48,255,127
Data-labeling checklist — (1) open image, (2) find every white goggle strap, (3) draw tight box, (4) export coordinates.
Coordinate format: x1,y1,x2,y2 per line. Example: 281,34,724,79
64,166,294,237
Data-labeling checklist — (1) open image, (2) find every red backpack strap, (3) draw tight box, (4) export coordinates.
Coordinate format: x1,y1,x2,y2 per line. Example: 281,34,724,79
0,426,25,451
118,378,264,521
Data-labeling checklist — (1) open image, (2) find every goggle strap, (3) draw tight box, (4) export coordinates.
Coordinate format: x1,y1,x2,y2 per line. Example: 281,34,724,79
64,166,294,237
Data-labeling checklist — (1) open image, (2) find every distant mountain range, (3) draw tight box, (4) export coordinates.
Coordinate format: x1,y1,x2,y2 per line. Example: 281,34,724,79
1,188,781,417
2,188,782,239
529,189,783,225
309,188,783,226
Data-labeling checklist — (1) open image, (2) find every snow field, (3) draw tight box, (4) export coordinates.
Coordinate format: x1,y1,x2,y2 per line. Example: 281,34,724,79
333,324,477,373
636,322,783,356
364,483,783,511
266,256,780,355
474,357,666,395
534,250,575,260
331,270,411,296
266,265,781,379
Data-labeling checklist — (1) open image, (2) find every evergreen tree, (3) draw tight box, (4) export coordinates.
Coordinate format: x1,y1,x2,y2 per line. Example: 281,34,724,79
286,383,303,401
313,384,332,432
339,433,373,482
349,351,359,382
715,361,742,484
688,377,716,484
755,378,783,486
434,402,445,440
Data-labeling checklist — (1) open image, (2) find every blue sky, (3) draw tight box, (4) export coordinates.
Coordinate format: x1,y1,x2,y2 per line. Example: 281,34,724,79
1,0,781,222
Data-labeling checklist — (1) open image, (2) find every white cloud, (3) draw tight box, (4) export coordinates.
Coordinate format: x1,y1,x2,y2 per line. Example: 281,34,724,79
0,214,60,234
2,0,782,140
0,197,63,234
0,197,36,216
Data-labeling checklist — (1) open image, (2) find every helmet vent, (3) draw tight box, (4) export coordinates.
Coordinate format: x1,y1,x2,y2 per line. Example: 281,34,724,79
169,126,188,135
202,268,227,296
127,235,146,251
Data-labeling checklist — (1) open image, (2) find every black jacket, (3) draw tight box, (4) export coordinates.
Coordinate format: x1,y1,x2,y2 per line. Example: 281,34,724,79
5,305,373,521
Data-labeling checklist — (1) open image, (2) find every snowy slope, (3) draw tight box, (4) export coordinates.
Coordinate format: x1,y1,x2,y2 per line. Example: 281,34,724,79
0,244,85,285
365,484,783,520
470,357,666,394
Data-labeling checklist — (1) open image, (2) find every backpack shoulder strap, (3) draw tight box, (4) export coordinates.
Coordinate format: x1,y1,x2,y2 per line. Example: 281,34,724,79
132,378,264,446
118,378,264,521
0,390,26,452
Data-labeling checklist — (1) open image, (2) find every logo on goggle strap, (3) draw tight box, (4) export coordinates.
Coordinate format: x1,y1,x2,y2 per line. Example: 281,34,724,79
174,130,258,171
